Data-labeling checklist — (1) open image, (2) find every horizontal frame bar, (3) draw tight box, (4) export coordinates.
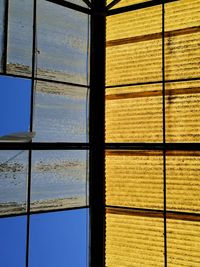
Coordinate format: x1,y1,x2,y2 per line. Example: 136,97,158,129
46,0,91,14
0,205,89,219
106,77,200,89
107,0,178,16
106,0,121,10
1,143,200,150
1,74,199,90
0,143,89,150
105,143,200,151
0,72,89,88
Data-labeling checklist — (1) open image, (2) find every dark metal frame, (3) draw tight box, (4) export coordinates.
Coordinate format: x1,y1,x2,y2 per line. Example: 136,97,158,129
0,0,200,267
89,1,106,266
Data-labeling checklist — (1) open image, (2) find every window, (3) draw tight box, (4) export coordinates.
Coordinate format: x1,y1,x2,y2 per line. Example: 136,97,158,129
0,1,90,266
0,1,200,267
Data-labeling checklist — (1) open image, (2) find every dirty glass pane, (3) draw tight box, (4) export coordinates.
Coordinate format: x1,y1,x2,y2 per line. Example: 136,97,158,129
33,81,89,143
0,0,5,71
37,0,90,84
29,209,89,267
0,216,26,267
7,0,33,76
0,150,28,215
31,150,88,212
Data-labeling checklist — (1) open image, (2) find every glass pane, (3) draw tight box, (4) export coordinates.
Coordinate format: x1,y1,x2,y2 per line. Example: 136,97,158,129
166,81,200,143
167,219,200,266
106,210,164,266
0,150,28,215
0,76,31,137
33,81,89,142
29,209,89,267
106,84,162,142
37,0,90,84
7,0,33,76
106,5,162,86
0,216,26,267
167,151,200,213
106,151,163,209
31,150,88,212
0,0,5,71
165,0,200,81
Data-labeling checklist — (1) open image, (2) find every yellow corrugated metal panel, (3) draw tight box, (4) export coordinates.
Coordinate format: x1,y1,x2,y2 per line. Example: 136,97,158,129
167,152,200,213
106,39,162,86
165,0,200,82
105,84,163,142
106,5,162,86
165,32,200,80
106,1,200,86
106,5,162,41
106,81,200,143
167,219,200,266
105,151,163,209
107,0,151,9
166,81,200,143
106,212,164,267
165,0,200,31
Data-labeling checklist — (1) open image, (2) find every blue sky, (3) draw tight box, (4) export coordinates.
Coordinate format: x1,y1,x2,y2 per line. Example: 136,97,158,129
0,75,88,267
0,76,31,136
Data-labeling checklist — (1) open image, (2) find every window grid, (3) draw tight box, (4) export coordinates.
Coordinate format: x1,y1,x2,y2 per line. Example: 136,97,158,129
105,1,200,267
0,1,91,267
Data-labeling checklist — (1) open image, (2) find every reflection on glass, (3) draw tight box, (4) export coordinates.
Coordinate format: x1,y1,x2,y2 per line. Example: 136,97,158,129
31,150,88,211
0,216,26,267
29,209,88,267
0,0,5,71
7,0,33,76
33,81,89,142
0,76,31,137
0,151,28,215
37,0,89,84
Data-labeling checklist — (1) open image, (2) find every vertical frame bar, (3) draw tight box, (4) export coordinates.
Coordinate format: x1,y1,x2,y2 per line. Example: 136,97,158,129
162,2,167,266
89,1,106,266
3,0,9,73
26,0,37,266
